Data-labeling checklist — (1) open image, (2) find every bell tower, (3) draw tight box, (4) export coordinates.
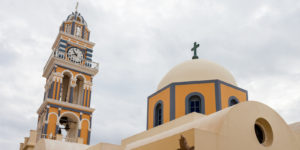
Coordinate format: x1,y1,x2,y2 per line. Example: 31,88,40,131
36,8,98,145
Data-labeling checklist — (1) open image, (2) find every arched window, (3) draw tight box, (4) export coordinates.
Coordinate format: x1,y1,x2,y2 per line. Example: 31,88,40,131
73,76,84,105
75,25,82,37
65,24,71,34
189,95,201,113
185,92,205,114
61,73,71,102
154,101,163,127
228,96,239,106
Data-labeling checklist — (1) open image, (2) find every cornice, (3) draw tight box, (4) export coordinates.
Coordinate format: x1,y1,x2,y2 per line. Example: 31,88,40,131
43,57,98,78
52,32,95,50
37,98,95,115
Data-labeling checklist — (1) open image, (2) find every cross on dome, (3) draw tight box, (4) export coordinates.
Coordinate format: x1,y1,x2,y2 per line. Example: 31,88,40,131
191,42,200,59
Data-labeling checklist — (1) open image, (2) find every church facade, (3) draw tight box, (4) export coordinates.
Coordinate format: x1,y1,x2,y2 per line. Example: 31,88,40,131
20,5,300,150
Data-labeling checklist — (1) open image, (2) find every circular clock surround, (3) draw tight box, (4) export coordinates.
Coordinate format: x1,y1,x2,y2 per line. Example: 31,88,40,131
67,47,84,63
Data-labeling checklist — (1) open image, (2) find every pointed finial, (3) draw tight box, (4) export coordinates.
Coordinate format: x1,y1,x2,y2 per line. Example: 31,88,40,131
75,0,79,12
191,42,200,59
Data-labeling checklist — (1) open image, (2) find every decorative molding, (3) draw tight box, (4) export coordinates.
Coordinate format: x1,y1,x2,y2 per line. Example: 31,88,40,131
185,92,205,114
75,73,86,82
215,80,222,111
51,31,95,54
37,98,95,115
80,119,91,130
170,85,175,121
57,111,80,127
70,79,77,87
61,69,74,78
149,79,247,99
153,100,164,127
43,57,98,78
49,112,59,120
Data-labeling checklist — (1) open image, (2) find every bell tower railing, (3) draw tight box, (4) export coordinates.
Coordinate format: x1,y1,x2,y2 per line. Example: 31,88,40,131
43,50,99,73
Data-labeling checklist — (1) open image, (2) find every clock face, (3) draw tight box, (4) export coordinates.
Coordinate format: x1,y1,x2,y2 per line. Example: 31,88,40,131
67,47,83,63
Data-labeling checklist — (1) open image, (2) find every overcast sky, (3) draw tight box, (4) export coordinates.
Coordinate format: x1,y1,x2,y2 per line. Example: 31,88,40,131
0,0,300,149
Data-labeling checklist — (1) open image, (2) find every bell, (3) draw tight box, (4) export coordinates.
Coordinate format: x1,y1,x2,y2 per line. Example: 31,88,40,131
58,128,62,134
65,124,70,131
59,117,68,124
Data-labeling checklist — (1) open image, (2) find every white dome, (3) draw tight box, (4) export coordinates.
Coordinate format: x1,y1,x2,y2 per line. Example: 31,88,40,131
157,59,237,90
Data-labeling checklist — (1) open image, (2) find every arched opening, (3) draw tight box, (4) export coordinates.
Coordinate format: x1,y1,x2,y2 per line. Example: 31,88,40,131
73,75,84,105
61,72,71,102
255,124,265,144
189,95,201,113
154,102,163,127
254,118,273,146
229,99,239,106
58,113,79,142
228,97,239,107
185,93,205,114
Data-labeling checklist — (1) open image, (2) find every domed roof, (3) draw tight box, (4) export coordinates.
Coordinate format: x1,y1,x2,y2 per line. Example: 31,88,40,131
66,11,87,26
157,59,237,90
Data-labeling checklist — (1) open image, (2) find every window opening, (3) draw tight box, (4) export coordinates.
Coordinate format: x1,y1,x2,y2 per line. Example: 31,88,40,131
189,95,201,113
229,99,239,106
154,103,162,127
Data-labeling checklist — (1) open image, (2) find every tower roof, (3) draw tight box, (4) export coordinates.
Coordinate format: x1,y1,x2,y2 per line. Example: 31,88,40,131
66,11,87,26
157,59,237,90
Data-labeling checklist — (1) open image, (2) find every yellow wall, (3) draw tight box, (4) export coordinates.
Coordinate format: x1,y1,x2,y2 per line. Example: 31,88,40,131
220,83,247,109
175,83,216,118
148,87,170,129
51,81,61,100
81,120,89,144
133,128,195,150
47,107,58,138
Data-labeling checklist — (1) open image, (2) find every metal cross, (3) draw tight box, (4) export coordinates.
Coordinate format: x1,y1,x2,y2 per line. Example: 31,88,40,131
75,0,79,12
191,42,200,59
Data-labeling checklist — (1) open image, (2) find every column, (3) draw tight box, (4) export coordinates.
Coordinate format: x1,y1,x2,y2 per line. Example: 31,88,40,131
69,78,76,104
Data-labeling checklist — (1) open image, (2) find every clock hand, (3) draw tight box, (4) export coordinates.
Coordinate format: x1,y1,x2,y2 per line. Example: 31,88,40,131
72,49,78,56
72,49,77,56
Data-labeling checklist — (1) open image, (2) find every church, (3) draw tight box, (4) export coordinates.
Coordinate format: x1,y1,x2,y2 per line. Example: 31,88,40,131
19,5,300,150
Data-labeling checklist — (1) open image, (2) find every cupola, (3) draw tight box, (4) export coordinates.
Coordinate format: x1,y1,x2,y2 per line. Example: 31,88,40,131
146,43,248,130
59,10,90,41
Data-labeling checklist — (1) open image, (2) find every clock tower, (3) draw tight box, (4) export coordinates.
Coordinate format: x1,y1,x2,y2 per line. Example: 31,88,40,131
37,9,98,145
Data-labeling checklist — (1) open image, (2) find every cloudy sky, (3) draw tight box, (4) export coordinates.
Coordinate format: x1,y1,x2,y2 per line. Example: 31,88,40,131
0,0,300,149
